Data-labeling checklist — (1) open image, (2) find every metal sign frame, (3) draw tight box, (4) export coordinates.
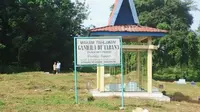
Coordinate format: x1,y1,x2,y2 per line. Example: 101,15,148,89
73,36,124,108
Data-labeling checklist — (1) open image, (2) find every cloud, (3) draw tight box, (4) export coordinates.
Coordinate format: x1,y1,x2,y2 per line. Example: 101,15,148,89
72,0,114,27
190,0,200,30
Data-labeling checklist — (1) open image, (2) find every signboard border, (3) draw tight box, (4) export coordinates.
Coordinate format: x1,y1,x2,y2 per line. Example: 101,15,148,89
74,36,122,67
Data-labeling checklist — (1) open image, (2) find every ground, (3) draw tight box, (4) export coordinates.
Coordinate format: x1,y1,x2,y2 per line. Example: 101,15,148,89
0,72,200,112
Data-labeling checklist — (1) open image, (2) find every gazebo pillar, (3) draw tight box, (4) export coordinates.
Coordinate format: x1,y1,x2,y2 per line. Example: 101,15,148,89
136,51,141,86
147,37,152,93
97,66,104,92
97,66,100,90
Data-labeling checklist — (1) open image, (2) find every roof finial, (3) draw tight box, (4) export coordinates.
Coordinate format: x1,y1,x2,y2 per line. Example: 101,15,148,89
108,0,139,26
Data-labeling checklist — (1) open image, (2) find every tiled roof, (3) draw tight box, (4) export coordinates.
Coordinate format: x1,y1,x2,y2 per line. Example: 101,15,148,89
90,25,168,33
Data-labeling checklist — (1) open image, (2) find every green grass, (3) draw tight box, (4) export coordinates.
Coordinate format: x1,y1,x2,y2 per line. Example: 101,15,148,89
197,82,200,87
0,72,200,112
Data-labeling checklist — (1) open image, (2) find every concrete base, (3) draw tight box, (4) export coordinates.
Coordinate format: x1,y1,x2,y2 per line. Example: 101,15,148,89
90,89,170,102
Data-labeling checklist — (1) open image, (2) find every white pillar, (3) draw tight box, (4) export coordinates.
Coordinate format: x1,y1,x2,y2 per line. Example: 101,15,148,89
137,51,141,86
97,66,100,90
99,66,105,92
147,37,152,93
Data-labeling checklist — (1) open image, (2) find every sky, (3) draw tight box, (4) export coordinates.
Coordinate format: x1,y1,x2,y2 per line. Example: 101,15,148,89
72,0,200,30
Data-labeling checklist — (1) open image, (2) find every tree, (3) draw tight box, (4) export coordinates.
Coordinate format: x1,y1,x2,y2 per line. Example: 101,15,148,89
110,0,200,80
133,0,200,80
0,0,88,73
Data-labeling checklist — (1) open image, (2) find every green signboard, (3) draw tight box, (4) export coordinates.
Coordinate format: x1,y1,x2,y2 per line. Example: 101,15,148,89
74,36,124,108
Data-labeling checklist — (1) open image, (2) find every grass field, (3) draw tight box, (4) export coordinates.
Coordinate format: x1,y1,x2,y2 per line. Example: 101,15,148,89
0,72,200,112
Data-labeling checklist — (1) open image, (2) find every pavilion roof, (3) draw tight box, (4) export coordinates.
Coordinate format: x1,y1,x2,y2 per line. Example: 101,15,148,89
90,25,167,33
89,0,167,37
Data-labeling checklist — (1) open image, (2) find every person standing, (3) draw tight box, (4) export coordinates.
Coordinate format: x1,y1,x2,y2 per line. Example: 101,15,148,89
56,61,61,74
53,62,57,74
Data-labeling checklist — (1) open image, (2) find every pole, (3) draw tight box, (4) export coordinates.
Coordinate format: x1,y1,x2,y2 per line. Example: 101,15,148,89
74,37,78,104
120,37,124,108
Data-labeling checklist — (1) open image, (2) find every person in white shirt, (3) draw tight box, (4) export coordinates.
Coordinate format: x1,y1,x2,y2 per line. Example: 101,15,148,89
56,61,61,74
53,62,57,74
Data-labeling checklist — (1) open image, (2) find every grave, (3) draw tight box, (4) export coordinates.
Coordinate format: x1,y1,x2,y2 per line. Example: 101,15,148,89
125,82,143,92
104,82,160,92
105,84,122,92
90,89,170,102
191,81,195,86
176,79,186,84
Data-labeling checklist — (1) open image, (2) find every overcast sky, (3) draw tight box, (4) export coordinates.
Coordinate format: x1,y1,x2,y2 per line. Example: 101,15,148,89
72,0,200,30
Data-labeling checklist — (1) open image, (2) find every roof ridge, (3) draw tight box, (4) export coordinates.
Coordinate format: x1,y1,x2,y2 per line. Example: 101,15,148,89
89,25,168,33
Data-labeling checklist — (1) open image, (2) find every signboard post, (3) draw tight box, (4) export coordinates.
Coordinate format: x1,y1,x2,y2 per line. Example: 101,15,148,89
74,36,124,108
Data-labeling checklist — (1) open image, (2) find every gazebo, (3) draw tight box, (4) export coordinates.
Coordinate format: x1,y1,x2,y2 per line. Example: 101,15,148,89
89,0,167,95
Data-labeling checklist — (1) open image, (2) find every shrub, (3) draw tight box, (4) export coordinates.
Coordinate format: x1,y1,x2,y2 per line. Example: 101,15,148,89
87,95,95,102
33,62,41,71
153,73,176,81
0,100,5,106
78,67,96,73
0,65,32,74
153,67,200,81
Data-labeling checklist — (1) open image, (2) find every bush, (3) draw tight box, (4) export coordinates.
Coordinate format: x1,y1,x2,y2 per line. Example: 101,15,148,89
153,67,200,81
33,62,41,71
0,65,32,74
153,73,176,81
87,95,95,102
78,67,96,73
184,69,200,81
162,91,166,95
0,100,5,106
